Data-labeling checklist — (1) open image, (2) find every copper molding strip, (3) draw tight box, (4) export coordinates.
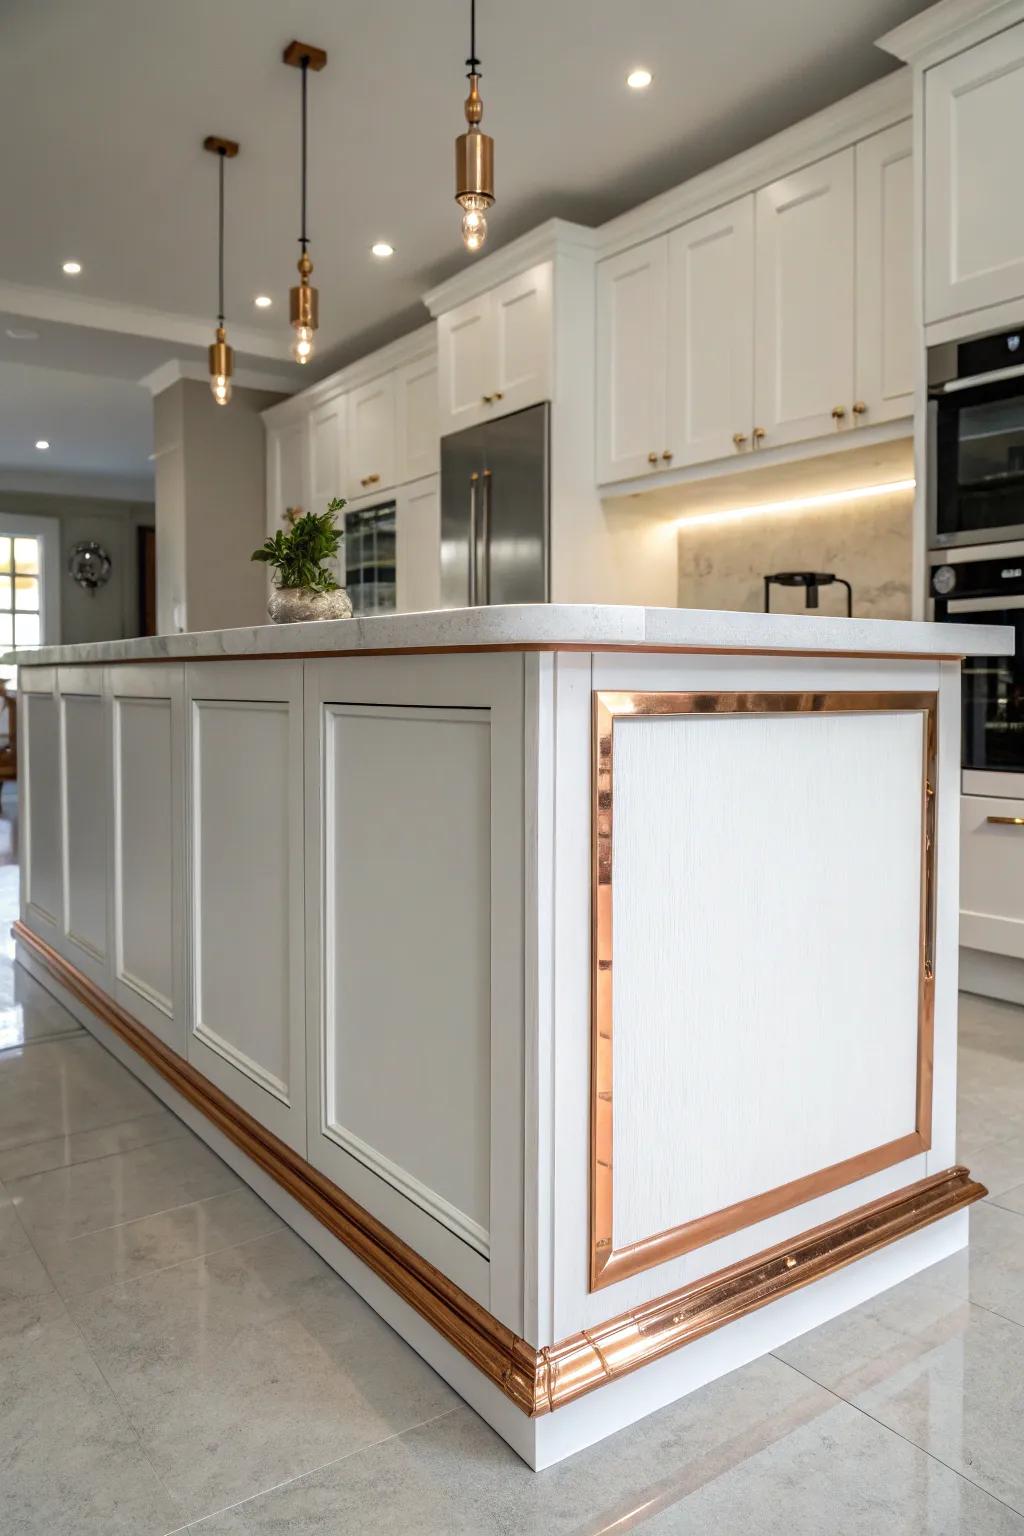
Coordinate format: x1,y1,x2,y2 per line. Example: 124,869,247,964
14,925,981,1419
592,690,939,1291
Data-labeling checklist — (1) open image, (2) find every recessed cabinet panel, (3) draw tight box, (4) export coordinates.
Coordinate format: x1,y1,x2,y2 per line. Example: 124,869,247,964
323,704,491,1254
188,664,305,1150
115,700,174,1022
596,236,668,483
349,375,397,494
24,689,62,932
492,263,552,415
438,293,492,434
961,794,1024,959
310,395,346,512
856,121,913,423
925,24,1024,323
667,198,755,467
396,357,439,484
61,692,109,971
754,149,855,448
266,419,310,532
396,478,441,613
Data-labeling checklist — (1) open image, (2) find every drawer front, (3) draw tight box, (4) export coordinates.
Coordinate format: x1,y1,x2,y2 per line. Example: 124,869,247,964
961,793,1024,958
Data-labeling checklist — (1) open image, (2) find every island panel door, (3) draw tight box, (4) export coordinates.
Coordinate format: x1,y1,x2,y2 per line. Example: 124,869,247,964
185,660,306,1151
57,665,111,989
20,666,63,943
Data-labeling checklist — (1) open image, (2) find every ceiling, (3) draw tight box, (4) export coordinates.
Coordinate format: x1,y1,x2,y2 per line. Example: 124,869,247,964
0,0,927,486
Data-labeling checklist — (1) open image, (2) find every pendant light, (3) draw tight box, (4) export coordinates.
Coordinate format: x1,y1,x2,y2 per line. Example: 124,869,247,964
203,136,239,405
454,0,494,253
283,41,327,365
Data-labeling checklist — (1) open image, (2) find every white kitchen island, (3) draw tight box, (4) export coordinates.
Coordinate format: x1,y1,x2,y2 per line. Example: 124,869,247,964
8,604,1011,1468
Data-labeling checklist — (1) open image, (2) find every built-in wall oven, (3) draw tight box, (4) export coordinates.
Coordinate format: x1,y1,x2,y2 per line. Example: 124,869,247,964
928,329,1024,548
930,544,1024,789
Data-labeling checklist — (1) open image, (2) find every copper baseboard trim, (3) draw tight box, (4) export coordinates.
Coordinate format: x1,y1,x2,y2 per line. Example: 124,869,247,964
15,921,984,1419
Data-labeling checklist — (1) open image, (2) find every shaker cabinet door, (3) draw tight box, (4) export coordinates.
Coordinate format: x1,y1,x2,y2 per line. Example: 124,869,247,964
266,419,311,534
595,235,668,484
666,196,755,468
490,261,552,416
396,355,439,484
754,148,855,450
309,394,347,514
349,374,397,496
437,290,493,436
855,120,913,425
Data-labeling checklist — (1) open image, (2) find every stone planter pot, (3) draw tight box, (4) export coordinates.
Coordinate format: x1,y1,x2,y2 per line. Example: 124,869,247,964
267,586,354,624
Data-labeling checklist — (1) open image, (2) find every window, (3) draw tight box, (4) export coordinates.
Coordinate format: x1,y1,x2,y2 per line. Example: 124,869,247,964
0,535,42,651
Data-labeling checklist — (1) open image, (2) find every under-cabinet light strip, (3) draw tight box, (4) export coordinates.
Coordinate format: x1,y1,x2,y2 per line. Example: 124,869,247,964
676,478,916,530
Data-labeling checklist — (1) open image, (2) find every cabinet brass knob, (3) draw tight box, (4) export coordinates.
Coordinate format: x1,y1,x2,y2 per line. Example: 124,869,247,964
752,427,766,442
647,451,659,464
494,390,504,400
662,450,673,461
852,400,867,415
732,432,748,447
360,472,380,487
832,405,846,420
482,394,494,404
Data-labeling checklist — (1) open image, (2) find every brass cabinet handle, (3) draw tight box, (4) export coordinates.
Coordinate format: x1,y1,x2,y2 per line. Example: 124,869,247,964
852,400,867,415
360,472,381,487
732,432,748,447
752,426,766,442
647,451,659,464
662,450,673,461
494,390,504,400
987,815,1024,826
482,394,494,404
831,405,846,420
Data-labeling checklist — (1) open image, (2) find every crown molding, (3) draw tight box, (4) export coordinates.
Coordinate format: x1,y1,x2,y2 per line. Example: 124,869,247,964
421,220,597,317
878,0,1024,66
0,280,283,361
261,321,437,425
138,358,296,398
597,70,911,259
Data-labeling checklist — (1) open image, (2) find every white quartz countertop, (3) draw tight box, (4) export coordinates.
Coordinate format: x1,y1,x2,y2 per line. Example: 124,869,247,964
4,604,1013,667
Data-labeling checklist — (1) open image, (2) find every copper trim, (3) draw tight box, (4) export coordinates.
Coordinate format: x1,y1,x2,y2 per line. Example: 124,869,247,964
591,690,939,1291
10,924,982,1417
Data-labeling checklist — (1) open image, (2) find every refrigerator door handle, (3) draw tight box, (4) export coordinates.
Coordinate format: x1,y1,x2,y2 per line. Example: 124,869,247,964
481,469,493,606
468,472,480,606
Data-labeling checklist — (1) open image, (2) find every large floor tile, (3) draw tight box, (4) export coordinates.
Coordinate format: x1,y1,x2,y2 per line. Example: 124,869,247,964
0,1105,187,1182
70,1226,457,1523
776,1271,1024,1515
0,1033,159,1151
8,1128,242,1248
911,1200,1024,1327
0,1290,182,1536
969,1130,1024,1200
0,962,84,1049
39,1186,284,1300
184,1359,1024,1536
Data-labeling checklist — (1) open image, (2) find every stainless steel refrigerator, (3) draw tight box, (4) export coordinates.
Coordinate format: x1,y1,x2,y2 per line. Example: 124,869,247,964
440,402,550,607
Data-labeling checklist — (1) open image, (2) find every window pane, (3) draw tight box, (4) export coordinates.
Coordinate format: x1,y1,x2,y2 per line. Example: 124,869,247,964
13,537,39,575
0,539,10,573
0,615,11,648
0,576,10,611
14,575,38,611
14,613,39,647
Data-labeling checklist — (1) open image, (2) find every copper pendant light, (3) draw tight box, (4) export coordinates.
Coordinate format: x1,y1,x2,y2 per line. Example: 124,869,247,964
454,0,494,252
283,41,327,364
203,136,239,405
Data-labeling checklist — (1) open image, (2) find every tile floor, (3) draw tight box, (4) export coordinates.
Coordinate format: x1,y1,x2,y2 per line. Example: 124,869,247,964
2,796,1024,1534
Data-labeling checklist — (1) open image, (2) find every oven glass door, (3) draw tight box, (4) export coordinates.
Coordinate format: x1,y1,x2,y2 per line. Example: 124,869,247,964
946,606,1024,772
935,375,1024,543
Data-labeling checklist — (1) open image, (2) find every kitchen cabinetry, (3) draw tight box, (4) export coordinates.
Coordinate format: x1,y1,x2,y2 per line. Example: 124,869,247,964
961,794,1024,960
349,373,397,496
595,121,913,485
924,22,1024,325
310,394,346,515
396,477,440,612
266,418,310,529
396,356,439,483
437,261,552,436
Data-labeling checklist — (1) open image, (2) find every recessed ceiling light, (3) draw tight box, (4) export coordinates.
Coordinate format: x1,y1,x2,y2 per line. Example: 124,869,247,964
371,241,395,259
35,440,50,451
5,327,39,341
62,260,82,275
254,294,273,308
627,68,652,89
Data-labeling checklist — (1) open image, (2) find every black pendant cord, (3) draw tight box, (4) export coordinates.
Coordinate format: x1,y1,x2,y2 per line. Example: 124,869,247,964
466,0,480,75
217,147,225,326
299,55,309,252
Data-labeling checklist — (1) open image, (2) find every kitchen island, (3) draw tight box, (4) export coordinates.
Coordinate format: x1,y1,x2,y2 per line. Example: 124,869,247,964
8,604,1011,1468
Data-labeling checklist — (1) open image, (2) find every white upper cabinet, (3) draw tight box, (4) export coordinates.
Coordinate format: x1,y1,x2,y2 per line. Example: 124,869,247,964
396,355,439,484
266,418,310,533
349,373,397,496
855,120,914,425
924,23,1024,324
309,393,347,514
754,148,855,450
437,261,552,436
666,196,755,468
596,236,668,483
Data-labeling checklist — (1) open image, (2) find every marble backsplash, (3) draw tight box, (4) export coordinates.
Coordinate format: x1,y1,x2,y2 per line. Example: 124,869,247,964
677,487,913,619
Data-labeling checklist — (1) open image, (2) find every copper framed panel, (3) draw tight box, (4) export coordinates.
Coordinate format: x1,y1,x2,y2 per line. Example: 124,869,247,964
591,690,939,1291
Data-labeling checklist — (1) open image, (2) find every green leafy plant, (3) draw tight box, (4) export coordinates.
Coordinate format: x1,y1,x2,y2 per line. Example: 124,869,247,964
251,499,346,592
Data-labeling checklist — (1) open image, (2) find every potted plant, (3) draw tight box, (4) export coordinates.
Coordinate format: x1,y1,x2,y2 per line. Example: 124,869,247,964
251,498,353,623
